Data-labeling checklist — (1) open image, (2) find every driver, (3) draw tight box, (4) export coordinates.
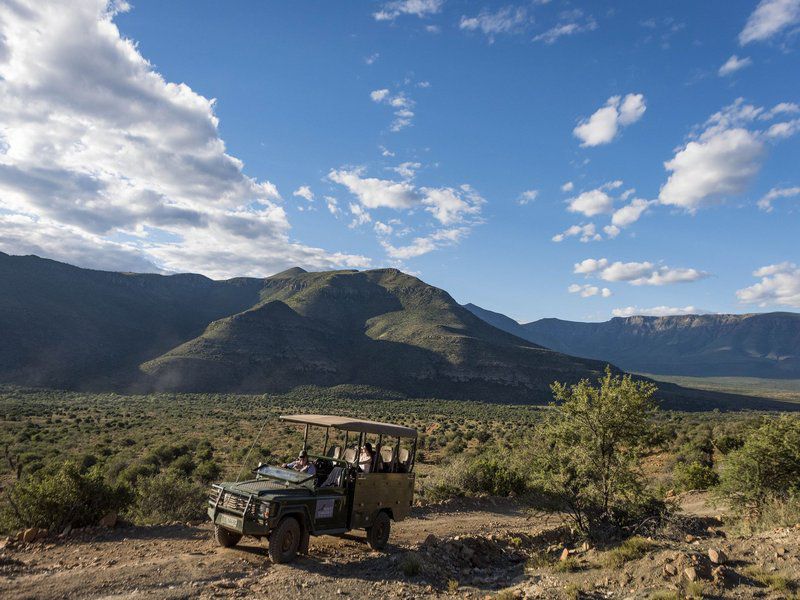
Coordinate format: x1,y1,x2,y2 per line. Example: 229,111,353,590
283,450,317,476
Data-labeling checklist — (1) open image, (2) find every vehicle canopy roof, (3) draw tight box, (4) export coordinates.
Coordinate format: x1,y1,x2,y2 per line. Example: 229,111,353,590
279,414,417,439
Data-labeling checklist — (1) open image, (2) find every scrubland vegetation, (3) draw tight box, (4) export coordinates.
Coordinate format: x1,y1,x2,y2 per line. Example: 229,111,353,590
1,375,798,540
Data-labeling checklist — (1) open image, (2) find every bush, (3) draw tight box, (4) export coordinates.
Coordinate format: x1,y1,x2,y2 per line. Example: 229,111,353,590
130,469,207,524
718,416,800,508
423,453,527,500
0,461,131,533
460,455,527,497
672,461,719,491
528,367,661,539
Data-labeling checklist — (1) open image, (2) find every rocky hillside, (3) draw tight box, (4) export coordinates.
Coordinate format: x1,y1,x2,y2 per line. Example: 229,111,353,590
0,254,607,401
0,252,263,388
141,268,608,400
465,304,800,378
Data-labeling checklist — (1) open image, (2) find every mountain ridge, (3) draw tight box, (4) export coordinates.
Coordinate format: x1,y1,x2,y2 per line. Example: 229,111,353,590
0,253,605,401
464,303,800,378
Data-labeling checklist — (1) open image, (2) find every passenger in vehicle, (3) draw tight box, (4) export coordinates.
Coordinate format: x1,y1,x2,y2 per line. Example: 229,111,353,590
283,450,317,476
358,442,375,473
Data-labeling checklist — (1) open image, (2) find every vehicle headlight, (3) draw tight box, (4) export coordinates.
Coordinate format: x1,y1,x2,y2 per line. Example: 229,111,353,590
259,503,270,519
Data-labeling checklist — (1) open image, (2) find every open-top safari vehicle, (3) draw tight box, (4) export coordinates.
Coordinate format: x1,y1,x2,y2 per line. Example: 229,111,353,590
208,414,417,563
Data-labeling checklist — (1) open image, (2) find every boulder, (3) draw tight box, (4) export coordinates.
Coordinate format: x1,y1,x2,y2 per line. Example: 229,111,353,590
708,548,727,564
22,528,39,543
664,563,677,576
711,565,729,585
559,547,570,561
683,567,697,582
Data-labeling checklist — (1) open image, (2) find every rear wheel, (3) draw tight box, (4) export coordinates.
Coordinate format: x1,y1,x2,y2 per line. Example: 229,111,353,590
214,524,242,548
366,511,391,550
268,516,301,563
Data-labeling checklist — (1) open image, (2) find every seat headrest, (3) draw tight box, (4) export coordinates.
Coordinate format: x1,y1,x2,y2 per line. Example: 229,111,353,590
342,448,356,463
380,446,394,462
398,448,410,463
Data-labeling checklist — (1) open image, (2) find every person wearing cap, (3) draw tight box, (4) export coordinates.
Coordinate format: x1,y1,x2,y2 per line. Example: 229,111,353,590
283,450,317,475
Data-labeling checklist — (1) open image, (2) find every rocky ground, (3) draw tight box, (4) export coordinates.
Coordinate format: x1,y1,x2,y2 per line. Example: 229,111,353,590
0,494,798,599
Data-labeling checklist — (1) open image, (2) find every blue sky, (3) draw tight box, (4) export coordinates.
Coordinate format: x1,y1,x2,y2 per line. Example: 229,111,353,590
0,1,798,322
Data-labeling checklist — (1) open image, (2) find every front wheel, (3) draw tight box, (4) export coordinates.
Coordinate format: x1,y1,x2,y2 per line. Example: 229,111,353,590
268,516,301,564
214,524,242,548
366,511,391,550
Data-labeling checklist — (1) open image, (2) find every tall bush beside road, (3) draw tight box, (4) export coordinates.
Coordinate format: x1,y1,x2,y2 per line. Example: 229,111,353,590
719,415,800,523
529,367,661,539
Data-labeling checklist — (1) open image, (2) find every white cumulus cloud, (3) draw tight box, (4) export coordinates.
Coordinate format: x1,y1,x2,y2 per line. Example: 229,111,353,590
534,10,597,44
568,283,612,298
574,258,709,286
459,6,529,41
739,0,800,44
370,88,416,132
737,262,800,307
612,306,706,317
611,198,655,227
329,168,484,259
552,223,601,243
719,55,753,76
292,185,314,202
374,0,444,21
517,189,538,205
0,0,368,278
757,186,800,211
573,94,646,147
657,99,800,212
567,189,614,217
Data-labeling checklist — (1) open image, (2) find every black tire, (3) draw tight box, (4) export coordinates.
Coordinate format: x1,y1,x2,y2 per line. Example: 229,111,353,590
366,511,391,551
268,516,301,564
214,524,242,548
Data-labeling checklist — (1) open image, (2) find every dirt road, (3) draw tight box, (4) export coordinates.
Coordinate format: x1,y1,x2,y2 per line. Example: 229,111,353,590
0,499,544,599
2,496,799,599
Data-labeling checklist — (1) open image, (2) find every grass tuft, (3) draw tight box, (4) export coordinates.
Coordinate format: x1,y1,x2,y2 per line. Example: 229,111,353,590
399,552,421,577
602,536,657,569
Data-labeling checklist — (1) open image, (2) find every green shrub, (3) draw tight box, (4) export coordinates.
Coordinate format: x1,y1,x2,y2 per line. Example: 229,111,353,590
423,453,527,500
194,460,221,483
130,469,206,524
672,461,719,491
528,368,661,538
460,455,527,497
0,461,131,533
719,416,800,508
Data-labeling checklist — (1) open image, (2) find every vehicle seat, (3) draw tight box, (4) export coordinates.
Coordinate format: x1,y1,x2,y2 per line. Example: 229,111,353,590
380,446,395,472
342,448,356,464
326,445,342,460
398,448,410,472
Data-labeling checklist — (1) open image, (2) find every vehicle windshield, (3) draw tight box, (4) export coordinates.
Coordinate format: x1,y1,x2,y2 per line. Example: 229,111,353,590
255,464,315,486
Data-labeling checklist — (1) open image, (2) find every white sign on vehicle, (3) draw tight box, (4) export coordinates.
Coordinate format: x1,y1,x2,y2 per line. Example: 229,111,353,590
315,498,335,519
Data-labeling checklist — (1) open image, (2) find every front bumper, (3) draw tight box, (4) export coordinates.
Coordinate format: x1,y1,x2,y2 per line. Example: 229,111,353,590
208,506,271,536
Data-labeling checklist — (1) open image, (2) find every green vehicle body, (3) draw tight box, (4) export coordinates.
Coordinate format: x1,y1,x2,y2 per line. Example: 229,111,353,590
207,414,417,562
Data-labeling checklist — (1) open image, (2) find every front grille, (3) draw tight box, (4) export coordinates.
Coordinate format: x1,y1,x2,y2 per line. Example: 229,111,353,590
209,486,256,516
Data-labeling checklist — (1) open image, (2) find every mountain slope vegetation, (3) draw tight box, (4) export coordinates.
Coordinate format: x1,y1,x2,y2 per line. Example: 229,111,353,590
142,269,607,400
0,252,264,388
464,303,800,378
0,254,607,401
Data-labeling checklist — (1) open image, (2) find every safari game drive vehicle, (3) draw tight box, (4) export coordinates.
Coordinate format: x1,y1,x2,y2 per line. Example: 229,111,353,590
208,414,417,563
